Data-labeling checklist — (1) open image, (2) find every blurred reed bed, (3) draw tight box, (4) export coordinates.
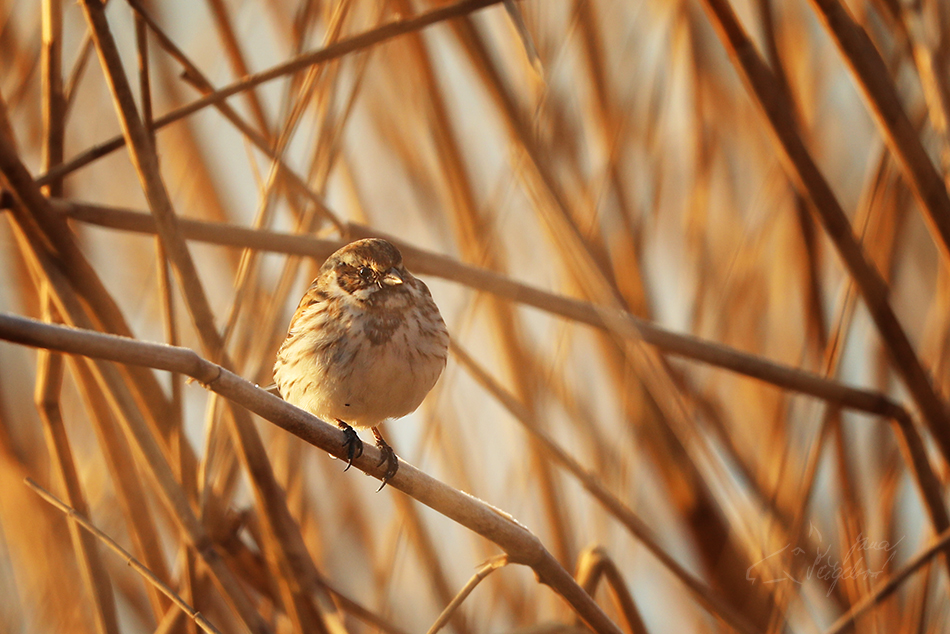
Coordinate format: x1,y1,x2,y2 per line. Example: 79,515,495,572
1,0,949,632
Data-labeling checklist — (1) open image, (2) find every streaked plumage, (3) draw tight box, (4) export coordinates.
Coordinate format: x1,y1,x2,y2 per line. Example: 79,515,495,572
274,238,448,487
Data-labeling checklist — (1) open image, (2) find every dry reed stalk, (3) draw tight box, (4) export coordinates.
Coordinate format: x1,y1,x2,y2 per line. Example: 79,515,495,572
34,306,120,634
4,126,260,632
388,11,885,604
10,123,176,626
765,148,925,624
137,17,201,634
0,312,625,634
1,29,42,116
807,0,950,263
34,3,115,625
0,414,93,633
425,556,507,634
438,436,534,621
526,43,784,602
214,0,356,351
0,99,266,631
238,49,368,379
222,33,374,616
40,0,64,199
574,546,649,634
315,581,413,634
900,2,950,173
409,19,871,625
210,6,375,625
35,196,942,592
42,193,937,593
756,0,833,362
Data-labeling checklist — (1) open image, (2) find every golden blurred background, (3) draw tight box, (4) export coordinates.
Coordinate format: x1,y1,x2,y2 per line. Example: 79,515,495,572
1,0,950,632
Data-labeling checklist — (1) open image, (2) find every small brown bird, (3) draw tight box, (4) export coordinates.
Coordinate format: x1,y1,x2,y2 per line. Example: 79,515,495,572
274,238,448,489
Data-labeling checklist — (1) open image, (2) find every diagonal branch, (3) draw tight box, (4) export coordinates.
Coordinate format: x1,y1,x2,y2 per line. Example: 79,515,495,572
0,312,624,634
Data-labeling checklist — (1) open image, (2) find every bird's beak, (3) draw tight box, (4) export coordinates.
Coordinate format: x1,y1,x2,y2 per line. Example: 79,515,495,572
381,269,404,286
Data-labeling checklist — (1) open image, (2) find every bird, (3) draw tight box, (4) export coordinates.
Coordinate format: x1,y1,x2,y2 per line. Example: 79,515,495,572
273,238,449,489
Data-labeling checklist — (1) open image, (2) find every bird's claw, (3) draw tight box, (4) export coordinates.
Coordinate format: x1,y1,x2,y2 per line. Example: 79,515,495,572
373,433,398,492
336,421,363,471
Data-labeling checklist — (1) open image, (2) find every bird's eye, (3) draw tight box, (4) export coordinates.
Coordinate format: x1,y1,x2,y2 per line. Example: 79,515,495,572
358,266,374,281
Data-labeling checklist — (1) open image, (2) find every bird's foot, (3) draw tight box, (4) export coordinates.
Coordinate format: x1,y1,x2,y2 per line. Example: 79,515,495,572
372,427,398,492
336,420,363,471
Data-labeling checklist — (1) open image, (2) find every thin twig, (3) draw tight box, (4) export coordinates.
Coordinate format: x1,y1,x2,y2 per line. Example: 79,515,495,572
425,556,508,634
24,478,224,634
202,0,272,138
394,494,473,634
34,0,509,189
